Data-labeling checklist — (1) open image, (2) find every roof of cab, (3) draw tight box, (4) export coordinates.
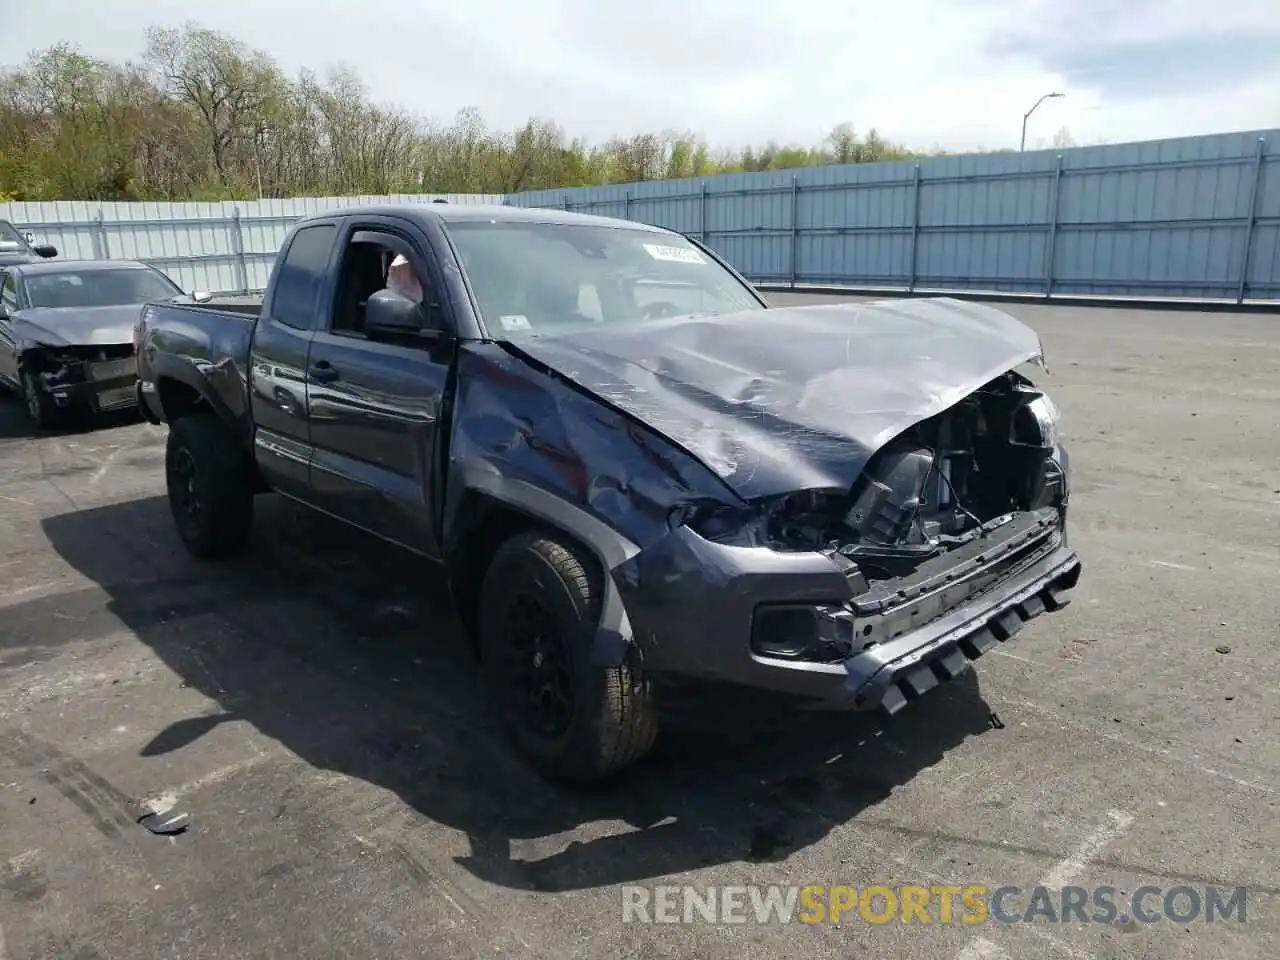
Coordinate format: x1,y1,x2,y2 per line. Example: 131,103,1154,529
293,203,675,235
11,258,158,276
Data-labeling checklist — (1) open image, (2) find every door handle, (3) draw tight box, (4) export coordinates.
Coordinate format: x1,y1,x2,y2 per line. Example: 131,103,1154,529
309,360,339,383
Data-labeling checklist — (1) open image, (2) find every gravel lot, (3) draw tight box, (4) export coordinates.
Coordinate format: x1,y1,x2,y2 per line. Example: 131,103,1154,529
1,294,1277,960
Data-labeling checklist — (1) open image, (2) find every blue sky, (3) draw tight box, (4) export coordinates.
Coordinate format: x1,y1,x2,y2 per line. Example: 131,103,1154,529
1,0,1277,152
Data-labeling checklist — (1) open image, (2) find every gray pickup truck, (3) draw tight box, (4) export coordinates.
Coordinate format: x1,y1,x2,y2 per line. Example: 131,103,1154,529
134,203,1082,783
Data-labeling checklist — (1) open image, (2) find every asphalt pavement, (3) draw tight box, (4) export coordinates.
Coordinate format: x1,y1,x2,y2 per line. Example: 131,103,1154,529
0,293,1276,960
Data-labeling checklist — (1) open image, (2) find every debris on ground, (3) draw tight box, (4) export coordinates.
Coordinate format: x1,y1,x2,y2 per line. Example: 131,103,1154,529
137,807,191,835
1215,645,1232,654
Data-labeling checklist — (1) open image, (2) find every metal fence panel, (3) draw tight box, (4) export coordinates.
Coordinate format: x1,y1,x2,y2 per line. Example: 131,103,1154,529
7,133,1279,303
508,130,1280,302
1,193,504,294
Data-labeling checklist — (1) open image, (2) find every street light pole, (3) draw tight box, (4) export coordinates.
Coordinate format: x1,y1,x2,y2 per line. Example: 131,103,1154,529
1021,92,1064,152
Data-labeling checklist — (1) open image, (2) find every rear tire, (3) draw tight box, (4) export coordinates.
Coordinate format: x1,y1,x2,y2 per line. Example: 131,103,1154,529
478,531,658,784
165,411,254,560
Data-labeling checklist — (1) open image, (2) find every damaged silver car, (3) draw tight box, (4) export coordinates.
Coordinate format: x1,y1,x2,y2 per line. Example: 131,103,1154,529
0,259,188,428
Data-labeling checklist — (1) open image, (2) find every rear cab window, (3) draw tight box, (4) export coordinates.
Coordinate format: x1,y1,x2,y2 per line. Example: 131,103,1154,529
271,224,337,330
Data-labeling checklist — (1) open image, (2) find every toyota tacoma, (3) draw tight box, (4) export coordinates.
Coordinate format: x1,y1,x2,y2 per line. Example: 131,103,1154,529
134,204,1082,783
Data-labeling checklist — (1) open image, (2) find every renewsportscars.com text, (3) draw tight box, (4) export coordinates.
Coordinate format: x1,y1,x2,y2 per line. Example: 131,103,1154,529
621,884,1248,926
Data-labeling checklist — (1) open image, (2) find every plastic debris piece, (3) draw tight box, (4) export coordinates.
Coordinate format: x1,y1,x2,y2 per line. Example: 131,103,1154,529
138,809,190,835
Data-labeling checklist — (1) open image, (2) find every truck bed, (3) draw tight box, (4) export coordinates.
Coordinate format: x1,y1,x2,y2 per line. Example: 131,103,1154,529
186,296,263,317
136,299,259,434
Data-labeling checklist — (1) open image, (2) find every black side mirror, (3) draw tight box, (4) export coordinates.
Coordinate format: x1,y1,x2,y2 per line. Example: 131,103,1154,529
364,288,439,336
33,243,57,258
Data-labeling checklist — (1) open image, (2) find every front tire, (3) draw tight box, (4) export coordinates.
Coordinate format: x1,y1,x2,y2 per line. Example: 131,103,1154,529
478,531,658,784
165,412,254,559
21,370,65,430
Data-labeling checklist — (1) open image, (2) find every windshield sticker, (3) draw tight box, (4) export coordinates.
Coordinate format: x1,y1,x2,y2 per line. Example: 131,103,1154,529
499,314,532,331
642,243,706,265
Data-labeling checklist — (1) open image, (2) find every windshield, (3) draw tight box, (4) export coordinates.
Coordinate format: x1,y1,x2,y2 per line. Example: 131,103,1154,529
0,221,26,251
442,219,765,336
25,267,182,308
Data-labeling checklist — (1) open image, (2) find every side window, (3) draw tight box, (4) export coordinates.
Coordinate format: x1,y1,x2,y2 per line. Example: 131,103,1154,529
0,273,17,313
332,230,433,336
271,224,336,331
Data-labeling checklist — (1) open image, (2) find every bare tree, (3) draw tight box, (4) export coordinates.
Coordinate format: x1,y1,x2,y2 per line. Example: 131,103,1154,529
0,19,956,203
1051,125,1077,149
144,22,284,188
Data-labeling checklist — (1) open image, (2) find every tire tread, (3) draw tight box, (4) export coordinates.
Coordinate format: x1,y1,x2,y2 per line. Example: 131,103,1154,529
482,531,658,783
166,411,254,560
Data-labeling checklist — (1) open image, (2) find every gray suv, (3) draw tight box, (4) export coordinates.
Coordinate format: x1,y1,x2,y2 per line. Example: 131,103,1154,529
0,219,58,267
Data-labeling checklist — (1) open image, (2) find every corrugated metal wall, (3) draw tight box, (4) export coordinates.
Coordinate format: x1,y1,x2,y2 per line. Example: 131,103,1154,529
0,193,504,294
7,131,1278,303
508,130,1280,303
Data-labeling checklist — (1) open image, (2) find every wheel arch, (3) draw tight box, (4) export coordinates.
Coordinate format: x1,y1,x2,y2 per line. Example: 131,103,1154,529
443,466,641,668
156,375,207,422
149,353,250,442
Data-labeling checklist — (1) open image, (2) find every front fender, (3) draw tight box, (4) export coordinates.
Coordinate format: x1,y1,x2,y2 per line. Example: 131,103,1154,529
14,337,64,361
445,342,748,666
11,318,70,350
447,463,641,666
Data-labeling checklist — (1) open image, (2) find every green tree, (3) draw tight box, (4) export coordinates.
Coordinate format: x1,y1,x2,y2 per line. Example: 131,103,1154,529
0,20,956,202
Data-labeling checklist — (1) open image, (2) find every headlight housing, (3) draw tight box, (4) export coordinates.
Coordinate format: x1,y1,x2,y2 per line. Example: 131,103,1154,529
1011,389,1061,450
1024,394,1060,449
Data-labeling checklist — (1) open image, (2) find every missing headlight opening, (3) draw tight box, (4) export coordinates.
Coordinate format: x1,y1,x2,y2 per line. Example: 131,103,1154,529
696,371,1072,667
24,343,136,405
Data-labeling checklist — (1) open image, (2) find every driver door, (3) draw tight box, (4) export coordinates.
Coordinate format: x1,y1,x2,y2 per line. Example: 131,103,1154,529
305,216,455,560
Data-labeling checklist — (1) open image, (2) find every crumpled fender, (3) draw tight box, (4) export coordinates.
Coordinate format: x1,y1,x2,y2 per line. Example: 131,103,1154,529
443,342,746,665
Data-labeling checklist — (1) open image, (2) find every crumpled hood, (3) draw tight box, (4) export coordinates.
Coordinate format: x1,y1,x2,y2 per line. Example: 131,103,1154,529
506,297,1045,501
11,304,141,349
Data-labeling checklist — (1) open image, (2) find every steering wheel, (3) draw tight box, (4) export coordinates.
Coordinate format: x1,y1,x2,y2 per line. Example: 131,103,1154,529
640,301,683,320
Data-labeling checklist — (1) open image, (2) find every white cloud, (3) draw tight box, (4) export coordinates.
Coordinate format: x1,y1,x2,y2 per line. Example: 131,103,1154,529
1003,0,1280,48
1,0,1277,153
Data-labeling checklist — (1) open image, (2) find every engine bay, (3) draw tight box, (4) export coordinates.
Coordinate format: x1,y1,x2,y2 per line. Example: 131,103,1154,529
695,371,1068,582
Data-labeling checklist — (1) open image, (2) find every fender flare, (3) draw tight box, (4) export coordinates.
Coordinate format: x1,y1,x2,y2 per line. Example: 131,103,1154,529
446,461,641,667
147,353,249,449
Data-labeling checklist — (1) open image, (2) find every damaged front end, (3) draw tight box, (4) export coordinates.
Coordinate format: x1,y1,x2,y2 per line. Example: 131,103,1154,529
615,370,1080,715
20,343,139,414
